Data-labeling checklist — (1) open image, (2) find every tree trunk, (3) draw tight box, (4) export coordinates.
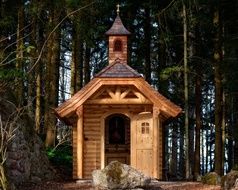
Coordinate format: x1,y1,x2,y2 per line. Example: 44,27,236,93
16,0,24,106
28,4,38,120
183,3,190,179
194,19,202,179
201,128,204,175
206,128,209,173
222,91,226,172
44,7,61,147
35,69,41,134
170,125,178,179
179,125,185,178
144,7,151,84
227,95,235,171
194,71,202,179
70,18,83,95
35,2,45,134
157,18,168,93
213,2,223,176
84,46,91,85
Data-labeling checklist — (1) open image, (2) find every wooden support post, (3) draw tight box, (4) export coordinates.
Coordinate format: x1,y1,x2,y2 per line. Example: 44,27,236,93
153,107,160,178
100,116,105,169
72,123,77,179
130,115,137,168
76,106,83,178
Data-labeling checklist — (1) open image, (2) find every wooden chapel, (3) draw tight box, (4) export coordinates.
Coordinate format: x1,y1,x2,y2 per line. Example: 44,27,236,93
55,10,182,180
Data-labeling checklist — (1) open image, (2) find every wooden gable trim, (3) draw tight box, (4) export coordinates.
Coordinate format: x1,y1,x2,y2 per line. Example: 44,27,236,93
96,78,181,117
55,77,181,121
86,85,152,105
55,78,101,118
55,78,142,119
134,78,182,118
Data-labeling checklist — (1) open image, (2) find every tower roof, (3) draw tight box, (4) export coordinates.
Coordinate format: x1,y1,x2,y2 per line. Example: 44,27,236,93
105,15,131,36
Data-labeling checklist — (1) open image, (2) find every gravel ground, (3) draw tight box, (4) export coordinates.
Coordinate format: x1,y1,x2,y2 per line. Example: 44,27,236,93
17,180,221,190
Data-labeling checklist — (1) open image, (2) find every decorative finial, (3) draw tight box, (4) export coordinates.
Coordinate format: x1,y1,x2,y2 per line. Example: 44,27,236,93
116,4,120,15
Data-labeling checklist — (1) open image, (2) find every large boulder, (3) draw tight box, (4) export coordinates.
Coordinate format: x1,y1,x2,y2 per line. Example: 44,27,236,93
92,161,151,190
222,170,238,190
0,97,56,186
202,172,221,185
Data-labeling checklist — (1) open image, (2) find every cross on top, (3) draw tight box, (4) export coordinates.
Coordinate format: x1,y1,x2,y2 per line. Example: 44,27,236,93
116,4,120,15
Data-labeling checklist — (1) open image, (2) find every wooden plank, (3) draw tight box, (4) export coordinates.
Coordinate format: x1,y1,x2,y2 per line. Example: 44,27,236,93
136,149,153,176
72,125,77,179
153,107,159,178
158,117,163,179
84,132,101,136
76,106,83,179
131,116,136,168
86,98,151,104
83,140,98,178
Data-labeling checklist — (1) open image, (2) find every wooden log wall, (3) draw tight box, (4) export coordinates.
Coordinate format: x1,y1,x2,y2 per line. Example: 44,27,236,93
82,104,152,178
72,124,77,179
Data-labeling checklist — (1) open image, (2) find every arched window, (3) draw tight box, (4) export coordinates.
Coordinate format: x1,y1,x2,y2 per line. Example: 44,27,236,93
108,116,125,144
113,39,122,52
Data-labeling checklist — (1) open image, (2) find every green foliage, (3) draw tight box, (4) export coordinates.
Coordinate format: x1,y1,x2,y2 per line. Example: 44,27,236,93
160,66,183,80
46,145,72,169
0,68,23,80
46,145,73,178
26,45,35,53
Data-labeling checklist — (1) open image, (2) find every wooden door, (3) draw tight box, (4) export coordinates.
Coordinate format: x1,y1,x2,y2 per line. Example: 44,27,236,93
134,113,153,176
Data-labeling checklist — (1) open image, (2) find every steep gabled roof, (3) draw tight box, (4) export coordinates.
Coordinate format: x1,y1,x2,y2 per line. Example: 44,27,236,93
95,59,141,78
105,15,131,36
55,77,182,125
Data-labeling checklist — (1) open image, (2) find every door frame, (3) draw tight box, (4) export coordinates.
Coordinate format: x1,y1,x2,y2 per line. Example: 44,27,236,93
100,110,132,169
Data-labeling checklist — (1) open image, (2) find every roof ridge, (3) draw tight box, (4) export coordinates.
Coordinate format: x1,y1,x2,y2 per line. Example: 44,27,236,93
95,60,141,78
94,61,118,77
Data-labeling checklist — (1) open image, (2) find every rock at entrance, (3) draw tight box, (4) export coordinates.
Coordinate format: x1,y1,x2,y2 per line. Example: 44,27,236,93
92,161,151,189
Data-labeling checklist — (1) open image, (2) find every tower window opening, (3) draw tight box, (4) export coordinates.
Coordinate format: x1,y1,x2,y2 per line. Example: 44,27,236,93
114,39,122,52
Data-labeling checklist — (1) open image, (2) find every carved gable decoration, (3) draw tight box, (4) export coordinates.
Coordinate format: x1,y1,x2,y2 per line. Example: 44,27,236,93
86,85,152,104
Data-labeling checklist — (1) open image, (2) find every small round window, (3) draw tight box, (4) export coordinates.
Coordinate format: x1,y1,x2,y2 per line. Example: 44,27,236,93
113,39,122,52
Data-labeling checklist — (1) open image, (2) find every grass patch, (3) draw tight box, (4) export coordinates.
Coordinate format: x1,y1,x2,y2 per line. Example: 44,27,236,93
47,144,73,176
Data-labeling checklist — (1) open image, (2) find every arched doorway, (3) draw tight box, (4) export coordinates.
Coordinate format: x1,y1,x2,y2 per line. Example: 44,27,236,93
105,114,130,165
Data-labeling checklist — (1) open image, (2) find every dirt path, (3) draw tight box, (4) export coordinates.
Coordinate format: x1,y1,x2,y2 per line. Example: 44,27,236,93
18,180,221,190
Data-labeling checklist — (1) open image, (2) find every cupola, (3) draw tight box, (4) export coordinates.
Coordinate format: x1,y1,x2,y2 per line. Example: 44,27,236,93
105,5,130,65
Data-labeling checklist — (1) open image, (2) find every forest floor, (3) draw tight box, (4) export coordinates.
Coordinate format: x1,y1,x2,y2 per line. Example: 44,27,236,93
17,165,221,190
18,179,221,190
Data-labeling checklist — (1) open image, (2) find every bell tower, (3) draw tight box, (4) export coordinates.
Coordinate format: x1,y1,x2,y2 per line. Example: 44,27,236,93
105,5,131,65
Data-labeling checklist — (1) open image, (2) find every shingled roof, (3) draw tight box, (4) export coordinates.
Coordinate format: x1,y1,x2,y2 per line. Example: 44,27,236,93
95,59,141,78
105,15,131,36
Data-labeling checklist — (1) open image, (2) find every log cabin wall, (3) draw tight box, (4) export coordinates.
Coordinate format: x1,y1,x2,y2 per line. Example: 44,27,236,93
158,116,164,179
72,124,77,179
82,104,153,178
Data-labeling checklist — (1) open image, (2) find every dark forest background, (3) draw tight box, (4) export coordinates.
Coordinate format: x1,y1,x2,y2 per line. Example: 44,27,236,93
1,0,238,181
